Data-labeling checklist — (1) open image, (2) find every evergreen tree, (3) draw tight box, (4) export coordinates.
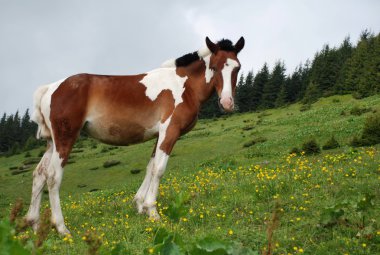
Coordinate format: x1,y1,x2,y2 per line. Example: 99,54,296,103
339,30,378,98
199,92,222,119
251,63,269,110
236,72,254,112
309,44,341,97
261,61,286,109
297,60,311,100
334,36,353,94
302,81,321,104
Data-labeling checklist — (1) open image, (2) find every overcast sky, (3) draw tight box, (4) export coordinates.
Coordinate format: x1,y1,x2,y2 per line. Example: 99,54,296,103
0,0,379,115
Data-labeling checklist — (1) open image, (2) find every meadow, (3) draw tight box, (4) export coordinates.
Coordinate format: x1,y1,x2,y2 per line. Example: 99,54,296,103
0,94,379,254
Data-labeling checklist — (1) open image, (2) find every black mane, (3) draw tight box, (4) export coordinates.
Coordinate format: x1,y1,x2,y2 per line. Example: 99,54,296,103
174,38,235,67
175,51,200,67
216,39,235,52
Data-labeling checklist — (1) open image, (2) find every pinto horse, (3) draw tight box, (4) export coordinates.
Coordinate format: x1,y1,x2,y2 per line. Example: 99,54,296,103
25,37,245,235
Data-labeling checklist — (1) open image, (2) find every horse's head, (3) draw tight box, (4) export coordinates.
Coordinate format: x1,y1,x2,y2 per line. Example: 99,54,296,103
206,36,245,112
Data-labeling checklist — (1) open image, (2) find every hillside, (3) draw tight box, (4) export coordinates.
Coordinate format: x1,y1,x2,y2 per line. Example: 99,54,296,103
0,94,379,254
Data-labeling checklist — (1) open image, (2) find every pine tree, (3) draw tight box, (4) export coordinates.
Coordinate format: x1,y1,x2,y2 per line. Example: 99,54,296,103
334,36,353,94
261,61,286,109
251,63,269,110
236,72,254,112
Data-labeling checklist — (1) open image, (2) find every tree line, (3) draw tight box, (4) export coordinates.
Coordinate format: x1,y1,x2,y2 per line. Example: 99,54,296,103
1,30,379,155
0,110,40,155
200,30,380,118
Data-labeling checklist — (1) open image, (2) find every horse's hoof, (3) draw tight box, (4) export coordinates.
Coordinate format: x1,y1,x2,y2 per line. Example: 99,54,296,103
56,224,71,236
133,197,145,214
147,207,160,221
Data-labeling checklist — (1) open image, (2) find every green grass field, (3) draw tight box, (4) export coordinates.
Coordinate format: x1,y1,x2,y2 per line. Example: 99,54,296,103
0,95,379,254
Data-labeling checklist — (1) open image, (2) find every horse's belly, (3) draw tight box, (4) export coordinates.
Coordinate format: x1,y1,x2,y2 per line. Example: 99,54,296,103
84,118,158,146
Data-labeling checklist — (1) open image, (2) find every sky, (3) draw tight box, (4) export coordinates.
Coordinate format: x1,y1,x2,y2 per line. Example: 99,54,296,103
0,0,379,115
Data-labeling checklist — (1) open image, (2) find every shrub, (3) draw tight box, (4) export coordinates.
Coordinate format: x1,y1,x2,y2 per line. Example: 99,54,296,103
350,105,371,116
289,147,300,155
301,138,321,155
242,125,254,131
103,160,120,168
351,113,380,147
243,137,267,148
322,136,340,150
300,103,311,112
130,169,142,174
332,98,340,103
23,158,40,165
243,141,255,148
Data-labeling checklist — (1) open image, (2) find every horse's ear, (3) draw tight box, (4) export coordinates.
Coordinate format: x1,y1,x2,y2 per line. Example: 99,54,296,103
206,37,218,54
234,36,245,54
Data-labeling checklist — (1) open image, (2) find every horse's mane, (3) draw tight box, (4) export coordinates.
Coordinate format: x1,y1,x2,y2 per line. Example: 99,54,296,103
161,39,235,68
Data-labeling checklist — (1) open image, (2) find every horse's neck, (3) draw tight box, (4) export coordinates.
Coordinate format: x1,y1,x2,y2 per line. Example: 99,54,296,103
180,59,215,107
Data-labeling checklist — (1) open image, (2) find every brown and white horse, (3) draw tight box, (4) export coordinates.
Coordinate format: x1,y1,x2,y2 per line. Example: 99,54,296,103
25,37,245,235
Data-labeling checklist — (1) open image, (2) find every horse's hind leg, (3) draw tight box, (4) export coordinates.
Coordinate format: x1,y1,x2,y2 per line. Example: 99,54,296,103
25,141,53,231
46,146,71,235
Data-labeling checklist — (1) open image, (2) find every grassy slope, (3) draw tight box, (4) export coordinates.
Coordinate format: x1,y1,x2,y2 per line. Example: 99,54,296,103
0,94,379,254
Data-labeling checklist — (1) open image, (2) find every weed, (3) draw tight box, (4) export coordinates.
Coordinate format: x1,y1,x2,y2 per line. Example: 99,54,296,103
289,147,300,155
301,138,321,155
351,112,380,146
103,160,120,168
350,105,371,116
299,103,311,112
35,209,51,248
322,136,340,150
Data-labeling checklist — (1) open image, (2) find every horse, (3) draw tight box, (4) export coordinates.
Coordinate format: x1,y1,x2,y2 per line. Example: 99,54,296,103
25,36,245,235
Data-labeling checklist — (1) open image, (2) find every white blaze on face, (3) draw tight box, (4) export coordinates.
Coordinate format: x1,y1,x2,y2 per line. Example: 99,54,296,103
220,58,239,111
140,68,188,107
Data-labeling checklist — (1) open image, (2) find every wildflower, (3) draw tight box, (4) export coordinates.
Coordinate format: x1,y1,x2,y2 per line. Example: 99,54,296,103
228,229,233,235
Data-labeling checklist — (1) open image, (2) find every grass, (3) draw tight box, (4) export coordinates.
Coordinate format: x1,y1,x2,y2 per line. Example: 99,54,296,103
0,94,379,254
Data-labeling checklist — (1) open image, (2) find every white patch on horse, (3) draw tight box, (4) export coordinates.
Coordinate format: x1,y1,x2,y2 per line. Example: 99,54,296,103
140,69,187,107
143,148,169,219
37,79,67,137
134,158,155,213
221,58,239,99
46,148,69,234
140,116,172,218
202,55,214,83
197,47,211,58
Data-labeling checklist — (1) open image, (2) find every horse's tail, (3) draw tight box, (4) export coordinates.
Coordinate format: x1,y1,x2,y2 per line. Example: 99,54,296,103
31,85,51,139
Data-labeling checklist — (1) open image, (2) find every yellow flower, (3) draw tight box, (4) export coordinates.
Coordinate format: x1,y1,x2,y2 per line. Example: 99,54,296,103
362,243,367,248
298,248,304,253
228,229,233,235
148,248,154,254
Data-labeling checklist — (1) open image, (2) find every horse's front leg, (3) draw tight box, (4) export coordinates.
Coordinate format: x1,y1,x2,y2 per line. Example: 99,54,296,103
142,121,180,219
